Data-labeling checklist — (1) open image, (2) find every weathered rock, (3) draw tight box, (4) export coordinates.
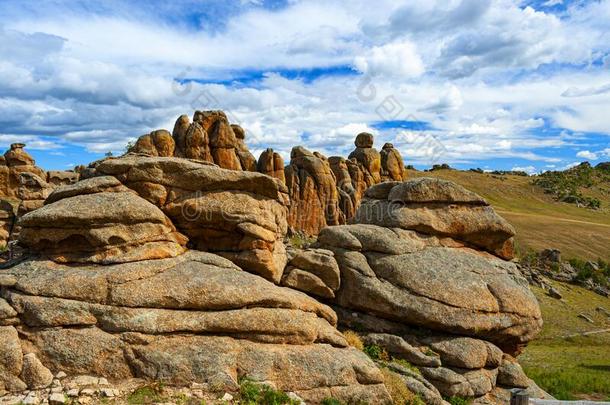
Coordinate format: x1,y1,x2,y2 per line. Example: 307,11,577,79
0,144,47,198
0,199,14,249
353,178,516,259
19,191,187,264
422,336,503,369
0,326,26,391
282,268,336,299
131,130,175,157
233,125,257,171
380,143,405,181
497,354,529,388
362,333,441,367
348,133,381,185
20,353,53,389
89,156,289,281
46,171,80,187
45,176,132,205
285,147,343,235
319,224,542,352
420,367,498,398
328,156,359,219
2,251,391,402
258,148,285,183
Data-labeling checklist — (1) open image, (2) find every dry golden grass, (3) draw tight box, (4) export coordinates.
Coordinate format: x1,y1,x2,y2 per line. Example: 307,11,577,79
380,368,423,405
342,330,364,351
405,169,610,261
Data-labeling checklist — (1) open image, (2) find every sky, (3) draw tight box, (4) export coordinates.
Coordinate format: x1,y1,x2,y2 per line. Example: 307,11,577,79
0,0,609,173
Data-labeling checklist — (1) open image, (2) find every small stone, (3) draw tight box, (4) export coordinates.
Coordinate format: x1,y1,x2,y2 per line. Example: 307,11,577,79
221,393,234,401
66,389,79,397
51,379,61,388
79,388,96,396
548,287,562,299
97,377,109,386
73,376,98,387
49,393,66,405
51,387,63,394
190,382,205,389
578,313,595,323
191,390,203,398
55,372,67,380
23,392,40,405
4,395,26,405
100,388,115,398
77,397,92,405
287,392,306,404
20,353,54,389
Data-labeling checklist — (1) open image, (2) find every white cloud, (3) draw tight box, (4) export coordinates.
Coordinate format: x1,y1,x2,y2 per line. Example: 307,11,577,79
354,40,424,78
511,165,537,174
0,0,608,165
576,150,599,160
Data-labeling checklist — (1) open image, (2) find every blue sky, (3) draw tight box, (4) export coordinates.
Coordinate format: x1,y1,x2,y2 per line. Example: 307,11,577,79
0,0,609,173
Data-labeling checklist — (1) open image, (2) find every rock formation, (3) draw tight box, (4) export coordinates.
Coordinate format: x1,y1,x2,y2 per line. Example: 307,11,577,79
310,177,544,402
0,112,548,404
348,132,382,187
0,252,389,403
0,144,47,198
285,147,343,235
380,142,406,181
133,111,259,172
257,148,286,183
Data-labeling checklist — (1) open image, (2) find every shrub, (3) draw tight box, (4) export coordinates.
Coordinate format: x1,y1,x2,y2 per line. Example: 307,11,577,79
363,344,389,361
445,396,471,405
127,385,162,404
343,330,364,351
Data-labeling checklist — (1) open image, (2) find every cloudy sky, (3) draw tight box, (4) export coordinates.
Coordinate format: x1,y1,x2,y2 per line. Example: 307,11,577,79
0,0,609,172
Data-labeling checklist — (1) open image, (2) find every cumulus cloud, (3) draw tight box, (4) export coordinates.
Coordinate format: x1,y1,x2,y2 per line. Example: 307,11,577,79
576,150,599,160
0,0,609,167
511,165,537,174
354,40,424,78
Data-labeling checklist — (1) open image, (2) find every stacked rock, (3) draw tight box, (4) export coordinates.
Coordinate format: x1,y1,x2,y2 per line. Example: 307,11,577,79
348,132,382,187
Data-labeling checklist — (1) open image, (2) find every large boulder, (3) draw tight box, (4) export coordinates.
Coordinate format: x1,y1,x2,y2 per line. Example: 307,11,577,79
319,224,541,352
380,143,406,181
18,188,187,264
285,147,343,236
1,251,391,403
258,148,286,184
354,178,516,259
0,200,14,250
131,130,176,157
94,155,289,282
0,144,47,199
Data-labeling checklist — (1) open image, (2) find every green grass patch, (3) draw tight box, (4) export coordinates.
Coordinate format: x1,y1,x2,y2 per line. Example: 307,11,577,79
444,396,470,405
127,385,162,404
520,283,610,400
363,344,389,361
238,378,298,405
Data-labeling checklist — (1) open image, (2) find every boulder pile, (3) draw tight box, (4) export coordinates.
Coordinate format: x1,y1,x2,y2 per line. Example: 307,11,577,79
0,111,547,404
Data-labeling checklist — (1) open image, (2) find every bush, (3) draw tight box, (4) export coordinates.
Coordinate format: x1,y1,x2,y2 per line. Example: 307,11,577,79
445,396,471,405
392,358,421,375
363,344,389,361
343,330,364,351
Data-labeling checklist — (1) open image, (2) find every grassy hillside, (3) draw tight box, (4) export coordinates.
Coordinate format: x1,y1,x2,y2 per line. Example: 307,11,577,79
520,281,610,400
405,168,610,261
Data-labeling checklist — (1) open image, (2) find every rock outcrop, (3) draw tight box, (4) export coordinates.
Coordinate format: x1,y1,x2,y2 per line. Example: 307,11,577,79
257,148,285,184
380,143,406,181
43,155,289,283
0,252,390,403
285,147,343,236
133,111,259,172
0,144,47,199
0,200,14,250
348,132,382,187
306,177,543,402
353,177,516,259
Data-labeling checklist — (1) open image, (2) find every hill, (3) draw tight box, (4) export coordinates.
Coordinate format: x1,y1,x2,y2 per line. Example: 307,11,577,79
406,167,610,261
